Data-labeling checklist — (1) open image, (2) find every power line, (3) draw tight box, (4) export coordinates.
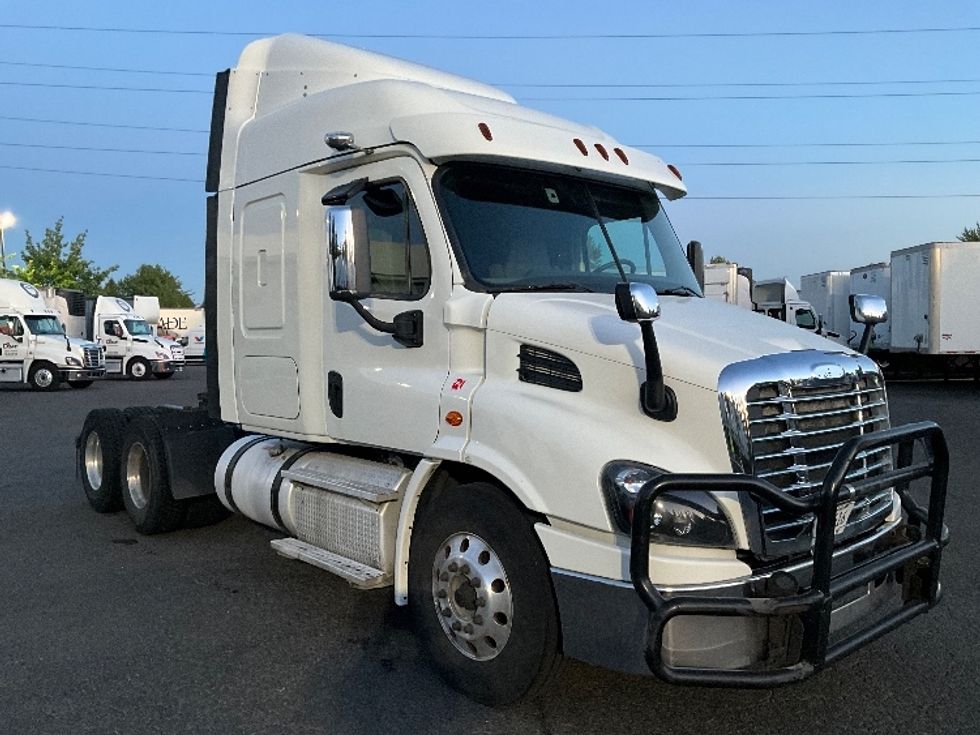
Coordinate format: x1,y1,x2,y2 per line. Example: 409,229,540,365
633,140,980,149
0,141,203,156
0,164,200,183
0,114,208,133
0,80,210,94
0,59,210,77
678,158,980,167
4,60,979,91
524,90,980,102
684,194,980,200
1,23,979,39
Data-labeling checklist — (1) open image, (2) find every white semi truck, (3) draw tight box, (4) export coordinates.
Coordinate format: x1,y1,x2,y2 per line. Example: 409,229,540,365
88,295,186,379
76,36,950,704
0,278,105,390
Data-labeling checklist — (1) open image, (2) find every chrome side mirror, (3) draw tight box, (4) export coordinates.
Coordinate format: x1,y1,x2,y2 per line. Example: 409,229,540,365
327,206,368,299
850,294,888,354
615,282,661,323
850,293,888,325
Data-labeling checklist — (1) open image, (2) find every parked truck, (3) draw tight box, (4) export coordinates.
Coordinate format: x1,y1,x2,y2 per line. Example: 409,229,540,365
0,278,105,390
76,35,950,704
87,295,186,379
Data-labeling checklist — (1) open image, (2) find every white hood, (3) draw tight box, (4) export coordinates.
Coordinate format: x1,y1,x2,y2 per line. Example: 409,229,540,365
486,293,849,391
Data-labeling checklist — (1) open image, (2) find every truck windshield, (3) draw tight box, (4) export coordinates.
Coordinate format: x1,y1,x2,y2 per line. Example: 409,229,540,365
437,163,702,296
124,319,153,336
24,316,64,336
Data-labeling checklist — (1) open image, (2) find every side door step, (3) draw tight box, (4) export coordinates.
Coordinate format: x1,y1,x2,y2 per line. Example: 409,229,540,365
270,537,390,590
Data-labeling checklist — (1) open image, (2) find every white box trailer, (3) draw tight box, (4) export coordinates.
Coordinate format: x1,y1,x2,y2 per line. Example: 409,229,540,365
800,270,850,342
702,262,752,308
157,307,205,341
890,242,980,355
849,263,891,351
73,34,950,705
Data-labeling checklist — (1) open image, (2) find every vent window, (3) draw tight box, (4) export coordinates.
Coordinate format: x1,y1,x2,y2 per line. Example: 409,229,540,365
518,344,582,392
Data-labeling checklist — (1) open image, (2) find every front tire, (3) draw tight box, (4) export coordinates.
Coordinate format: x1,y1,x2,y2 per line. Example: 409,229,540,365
68,380,94,389
409,483,561,705
152,371,175,380
78,408,127,512
126,357,151,380
120,418,187,534
28,361,61,391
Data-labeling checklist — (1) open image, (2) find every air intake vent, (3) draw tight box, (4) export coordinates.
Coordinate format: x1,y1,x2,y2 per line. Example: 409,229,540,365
518,344,582,392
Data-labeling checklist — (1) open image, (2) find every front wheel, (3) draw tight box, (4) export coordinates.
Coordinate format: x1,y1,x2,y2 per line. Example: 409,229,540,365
28,361,61,391
152,371,175,380
126,357,151,380
408,483,561,705
68,380,94,389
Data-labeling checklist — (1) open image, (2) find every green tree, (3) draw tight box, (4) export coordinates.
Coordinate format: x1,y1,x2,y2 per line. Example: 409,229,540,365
13,217,117,291
106,264,194,307
709,255,730,264
957,222,980,242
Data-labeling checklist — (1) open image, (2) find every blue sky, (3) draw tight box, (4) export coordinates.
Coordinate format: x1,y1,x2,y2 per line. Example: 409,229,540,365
2,1,979,300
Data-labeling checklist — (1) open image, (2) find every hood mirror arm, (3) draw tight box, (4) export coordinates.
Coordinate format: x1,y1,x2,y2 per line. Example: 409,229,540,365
615,283,677,422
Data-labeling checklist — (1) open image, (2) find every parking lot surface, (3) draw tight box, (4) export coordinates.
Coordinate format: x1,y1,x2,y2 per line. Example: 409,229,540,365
1,370,977,734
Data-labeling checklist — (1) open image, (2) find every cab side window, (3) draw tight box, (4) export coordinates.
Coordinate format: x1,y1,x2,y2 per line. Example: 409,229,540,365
104,320,120,337
349,182,431,299
0,315,20,337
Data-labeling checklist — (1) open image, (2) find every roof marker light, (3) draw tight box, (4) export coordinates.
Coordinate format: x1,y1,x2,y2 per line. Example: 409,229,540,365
478,122,493,141
614,147,630,165
667,164,683,181
594,143,610,161
573,138,589,156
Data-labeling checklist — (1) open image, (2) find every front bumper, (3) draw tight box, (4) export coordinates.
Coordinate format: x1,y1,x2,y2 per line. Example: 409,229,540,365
554,422,949,684
59,368,105,380
151,360,184,374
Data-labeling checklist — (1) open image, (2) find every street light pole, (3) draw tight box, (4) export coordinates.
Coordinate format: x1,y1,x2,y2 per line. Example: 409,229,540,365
0,211,16,274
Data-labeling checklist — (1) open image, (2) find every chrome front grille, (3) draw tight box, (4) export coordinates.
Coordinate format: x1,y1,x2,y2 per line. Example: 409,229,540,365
719,351,895,556
82,346,103,368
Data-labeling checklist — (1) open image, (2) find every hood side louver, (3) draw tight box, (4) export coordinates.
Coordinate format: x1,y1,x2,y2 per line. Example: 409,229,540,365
518,344,582,392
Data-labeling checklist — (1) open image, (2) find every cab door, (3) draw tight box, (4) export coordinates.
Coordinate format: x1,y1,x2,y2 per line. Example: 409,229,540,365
322,157,451,453
0,315,27,382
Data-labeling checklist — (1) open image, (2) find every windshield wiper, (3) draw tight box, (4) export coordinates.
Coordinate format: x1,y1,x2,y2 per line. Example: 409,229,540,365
658,285,700,297
498,283,595,293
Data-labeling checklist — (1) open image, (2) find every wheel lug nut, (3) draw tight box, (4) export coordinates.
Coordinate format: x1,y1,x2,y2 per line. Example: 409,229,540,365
461,564,470,574
476,597,486,607
448,562,458,572
452,621,462,632
440,572,449,582
470,577,481,588
473,615,483,625
437,589,447,599
441,607,452,617
464,624,474,634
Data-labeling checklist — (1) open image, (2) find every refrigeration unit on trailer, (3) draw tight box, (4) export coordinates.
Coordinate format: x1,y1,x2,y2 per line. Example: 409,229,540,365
0,278,105,390
702,262,753,309
89,295,185,379
800,270,851,343
76,34,950,705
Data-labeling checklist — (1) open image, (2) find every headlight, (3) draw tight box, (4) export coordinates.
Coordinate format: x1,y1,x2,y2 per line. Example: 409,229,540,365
155,351,169,359
601,461,736,549
65,355,82,367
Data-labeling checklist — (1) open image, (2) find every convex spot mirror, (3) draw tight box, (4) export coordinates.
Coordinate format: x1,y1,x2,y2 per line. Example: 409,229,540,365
850,294,888,325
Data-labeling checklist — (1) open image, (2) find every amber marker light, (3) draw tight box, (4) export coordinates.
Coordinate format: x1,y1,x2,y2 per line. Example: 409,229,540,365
573,138,589,156
478,122,493,141
667,164,683,180
445,411,464,427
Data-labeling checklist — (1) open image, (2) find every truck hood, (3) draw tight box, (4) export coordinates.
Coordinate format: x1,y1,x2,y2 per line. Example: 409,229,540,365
35,334,99,352
486,293,847,391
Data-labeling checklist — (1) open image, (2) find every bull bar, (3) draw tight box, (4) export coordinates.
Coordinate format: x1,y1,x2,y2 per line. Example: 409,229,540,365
630,421,949,686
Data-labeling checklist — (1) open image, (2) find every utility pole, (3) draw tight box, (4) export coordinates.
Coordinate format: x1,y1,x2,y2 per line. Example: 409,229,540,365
0,211,15,273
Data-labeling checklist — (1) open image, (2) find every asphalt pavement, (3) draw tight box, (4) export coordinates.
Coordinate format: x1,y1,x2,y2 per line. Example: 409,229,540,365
0,369,977,734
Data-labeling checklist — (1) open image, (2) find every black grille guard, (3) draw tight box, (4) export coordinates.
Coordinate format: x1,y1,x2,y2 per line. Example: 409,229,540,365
629,421,949,686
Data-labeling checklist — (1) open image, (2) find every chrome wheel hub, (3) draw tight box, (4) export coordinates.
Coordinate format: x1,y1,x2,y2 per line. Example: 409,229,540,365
125,442,150,510
432,532,513,661
35,368,54,387
84,432,103,490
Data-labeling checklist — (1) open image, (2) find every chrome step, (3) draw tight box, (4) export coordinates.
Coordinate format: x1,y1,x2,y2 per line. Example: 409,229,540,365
270,538,390,590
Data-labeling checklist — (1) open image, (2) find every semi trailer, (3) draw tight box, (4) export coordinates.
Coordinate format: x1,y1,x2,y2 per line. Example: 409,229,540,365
77,35,950,704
